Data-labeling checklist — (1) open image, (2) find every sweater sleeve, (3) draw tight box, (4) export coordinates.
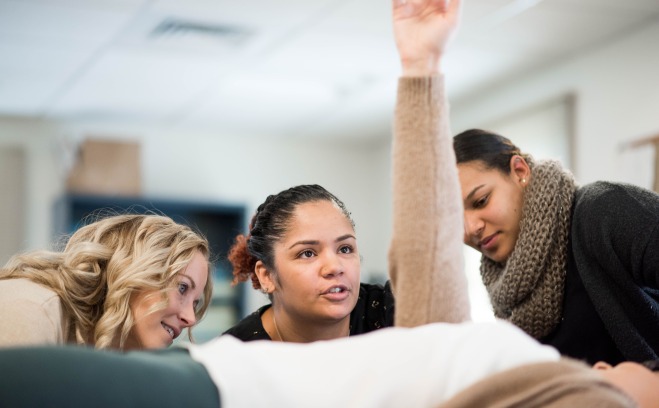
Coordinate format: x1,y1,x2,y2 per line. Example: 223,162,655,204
439,359,635,408
389,76,470,326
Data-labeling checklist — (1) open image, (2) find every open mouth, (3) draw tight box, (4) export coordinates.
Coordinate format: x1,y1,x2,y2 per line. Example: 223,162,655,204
162,322,175,339
322,285,349,296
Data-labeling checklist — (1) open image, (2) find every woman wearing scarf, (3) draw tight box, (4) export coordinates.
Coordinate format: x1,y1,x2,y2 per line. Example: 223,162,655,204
455,128,659,365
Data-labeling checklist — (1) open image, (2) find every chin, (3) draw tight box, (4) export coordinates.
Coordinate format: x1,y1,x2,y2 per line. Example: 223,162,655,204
143,339,169,350
320,309,350,321
483,250,508,264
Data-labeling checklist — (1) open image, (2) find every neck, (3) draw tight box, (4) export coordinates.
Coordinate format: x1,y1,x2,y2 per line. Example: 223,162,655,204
263,307,350,343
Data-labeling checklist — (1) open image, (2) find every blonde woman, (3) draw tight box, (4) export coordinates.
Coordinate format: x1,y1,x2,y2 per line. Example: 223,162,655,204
0,214,212,350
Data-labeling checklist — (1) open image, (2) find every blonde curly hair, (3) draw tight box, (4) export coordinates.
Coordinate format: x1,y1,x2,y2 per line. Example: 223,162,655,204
0,214,212,349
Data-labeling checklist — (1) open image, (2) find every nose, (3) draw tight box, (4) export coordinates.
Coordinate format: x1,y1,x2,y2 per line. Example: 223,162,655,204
463,212,484,244
320,252,344,278
179,302,197,327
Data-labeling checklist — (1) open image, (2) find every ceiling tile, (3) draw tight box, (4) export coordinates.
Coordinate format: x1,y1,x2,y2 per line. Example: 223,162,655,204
0,0,136,45
46,48,230,121
182,72,338,136
0,41,94,114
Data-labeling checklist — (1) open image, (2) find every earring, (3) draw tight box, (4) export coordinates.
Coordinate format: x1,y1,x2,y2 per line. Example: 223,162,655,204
521,178,527,184
261,287,268,294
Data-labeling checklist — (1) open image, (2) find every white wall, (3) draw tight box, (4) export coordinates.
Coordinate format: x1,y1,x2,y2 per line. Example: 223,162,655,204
452,19,659,188
0,118,66,254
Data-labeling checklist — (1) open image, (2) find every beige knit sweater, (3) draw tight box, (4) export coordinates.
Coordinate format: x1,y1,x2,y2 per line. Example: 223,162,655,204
389,76,470,326
0,278,71,347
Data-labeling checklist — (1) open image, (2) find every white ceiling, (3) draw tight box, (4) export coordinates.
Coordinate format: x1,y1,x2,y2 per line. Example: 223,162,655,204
1,0,658,141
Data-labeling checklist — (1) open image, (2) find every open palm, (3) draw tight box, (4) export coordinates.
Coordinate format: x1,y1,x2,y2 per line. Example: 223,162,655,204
392,0,461,75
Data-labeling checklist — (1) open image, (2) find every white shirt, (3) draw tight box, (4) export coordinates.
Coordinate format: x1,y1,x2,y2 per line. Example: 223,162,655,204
186,320,560,408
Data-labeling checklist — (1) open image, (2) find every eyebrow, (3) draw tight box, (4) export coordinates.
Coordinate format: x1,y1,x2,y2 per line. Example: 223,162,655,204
288,234,356,250
464,184,486,203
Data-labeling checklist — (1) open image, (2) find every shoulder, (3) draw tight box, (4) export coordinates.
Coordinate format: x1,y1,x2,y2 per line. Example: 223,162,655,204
576,181,659,211
350,282,395,334
357,281,395,307
0,279,66,346
574,181,659,227
571,182,659,268
358,281,392,295
0,278,59,302
0,278,62,313
222,304,272,341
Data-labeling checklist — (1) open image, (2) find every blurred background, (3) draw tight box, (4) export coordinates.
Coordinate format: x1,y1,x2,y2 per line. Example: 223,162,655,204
1,0,658,338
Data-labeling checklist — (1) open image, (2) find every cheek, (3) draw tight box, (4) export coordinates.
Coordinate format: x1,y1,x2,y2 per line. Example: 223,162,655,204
483,203,507,227
164,289,188,314
141,292,177,320
490,192,523,229
348,257,361,275
130,294,153,322
275,269,307,295
508,193,525,227
341,257,361,287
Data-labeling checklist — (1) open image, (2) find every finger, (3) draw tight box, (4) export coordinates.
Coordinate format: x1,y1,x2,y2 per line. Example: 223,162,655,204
430,0,448,13
393,0,417,18
393,0,408,10
447,0,462,19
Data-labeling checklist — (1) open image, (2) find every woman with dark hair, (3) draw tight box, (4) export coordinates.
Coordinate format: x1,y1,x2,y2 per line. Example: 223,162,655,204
453,128,659,365
224,184,396,342
223,0,470,343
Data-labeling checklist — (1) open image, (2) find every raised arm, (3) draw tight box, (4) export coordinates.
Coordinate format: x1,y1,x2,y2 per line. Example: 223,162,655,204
389,0,470,326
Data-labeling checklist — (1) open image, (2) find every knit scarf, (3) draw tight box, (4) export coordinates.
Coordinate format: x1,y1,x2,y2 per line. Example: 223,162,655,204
480,160,577,339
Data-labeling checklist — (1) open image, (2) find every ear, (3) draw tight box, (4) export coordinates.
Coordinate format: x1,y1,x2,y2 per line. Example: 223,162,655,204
509,155,531,187
254,260,275,293
593,361,613,371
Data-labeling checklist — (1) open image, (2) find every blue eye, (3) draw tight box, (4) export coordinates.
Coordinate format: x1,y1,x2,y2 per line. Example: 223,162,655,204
178,282,189,295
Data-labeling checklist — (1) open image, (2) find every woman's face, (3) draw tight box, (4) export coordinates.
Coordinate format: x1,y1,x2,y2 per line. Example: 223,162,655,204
458,160,526,263
127,250,208,350
267,200,360,326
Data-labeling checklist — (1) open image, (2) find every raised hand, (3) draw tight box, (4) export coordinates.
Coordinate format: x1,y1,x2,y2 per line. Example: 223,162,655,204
392,0,462,76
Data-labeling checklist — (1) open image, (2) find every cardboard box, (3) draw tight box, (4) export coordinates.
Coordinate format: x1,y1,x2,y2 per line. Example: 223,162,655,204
66,139,141,196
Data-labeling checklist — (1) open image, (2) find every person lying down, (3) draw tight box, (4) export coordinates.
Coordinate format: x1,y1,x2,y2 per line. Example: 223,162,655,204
0,319,654,408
